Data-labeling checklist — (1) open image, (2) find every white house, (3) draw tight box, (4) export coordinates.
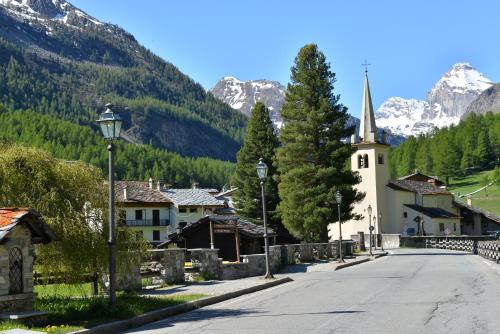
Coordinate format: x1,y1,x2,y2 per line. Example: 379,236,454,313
115,180,173,246
115,179,225,246
328,70,463,240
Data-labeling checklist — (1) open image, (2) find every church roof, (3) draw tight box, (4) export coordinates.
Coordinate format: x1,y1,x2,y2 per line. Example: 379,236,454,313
403,204,461,219
387,179,451,195
359,71,377,143
398,172,444,186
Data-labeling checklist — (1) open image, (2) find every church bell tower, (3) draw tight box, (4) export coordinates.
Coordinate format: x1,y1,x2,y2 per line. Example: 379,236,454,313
330,69,390,240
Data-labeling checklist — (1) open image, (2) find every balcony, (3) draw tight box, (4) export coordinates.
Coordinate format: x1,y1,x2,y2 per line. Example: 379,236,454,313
125,219,170,227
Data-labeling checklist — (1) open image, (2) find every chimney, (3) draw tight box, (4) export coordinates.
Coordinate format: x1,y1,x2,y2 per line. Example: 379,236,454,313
148,177,153,189
123,185,127,200
467,196,472,206
157,181,161,191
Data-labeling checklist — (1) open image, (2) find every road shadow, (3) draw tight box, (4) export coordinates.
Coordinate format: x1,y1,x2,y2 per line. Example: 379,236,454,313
389,252,469,256
142,280,224,296
124,308,364,332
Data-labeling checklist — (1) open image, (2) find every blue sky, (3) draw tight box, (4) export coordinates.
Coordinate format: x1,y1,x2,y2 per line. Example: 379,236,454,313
72,0,500,118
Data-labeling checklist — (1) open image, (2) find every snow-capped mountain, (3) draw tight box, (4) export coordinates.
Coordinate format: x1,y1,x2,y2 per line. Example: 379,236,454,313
210,76,285,129
0,0,103,29
375,63,493,137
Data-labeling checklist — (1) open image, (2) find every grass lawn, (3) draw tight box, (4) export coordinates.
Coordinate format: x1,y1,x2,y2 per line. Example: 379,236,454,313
1,289,206,333
449,170,500,215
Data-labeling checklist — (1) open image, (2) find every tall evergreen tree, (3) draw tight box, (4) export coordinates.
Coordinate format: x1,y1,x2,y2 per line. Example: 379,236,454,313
232,102,280,226
276,44,362,242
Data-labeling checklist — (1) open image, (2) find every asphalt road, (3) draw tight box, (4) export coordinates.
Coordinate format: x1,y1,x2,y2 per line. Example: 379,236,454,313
123,248,500,334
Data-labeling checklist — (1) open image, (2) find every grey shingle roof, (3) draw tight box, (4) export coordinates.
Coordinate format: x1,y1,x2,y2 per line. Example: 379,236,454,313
404,204,461,219
115,181,171,204
163,188,224,207
387,180,450,195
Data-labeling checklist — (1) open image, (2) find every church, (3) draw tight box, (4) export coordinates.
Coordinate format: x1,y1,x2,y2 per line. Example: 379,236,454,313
328,70,466,240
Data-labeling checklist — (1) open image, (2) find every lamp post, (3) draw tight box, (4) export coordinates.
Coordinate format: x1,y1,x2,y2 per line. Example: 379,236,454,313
379,212,384,251
335,191,344,263
96,103,122,305
256,158,273,279
373,215,377,250
368,205,373,256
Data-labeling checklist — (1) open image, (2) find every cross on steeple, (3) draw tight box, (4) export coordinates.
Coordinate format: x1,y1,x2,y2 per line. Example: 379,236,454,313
362,60,371,74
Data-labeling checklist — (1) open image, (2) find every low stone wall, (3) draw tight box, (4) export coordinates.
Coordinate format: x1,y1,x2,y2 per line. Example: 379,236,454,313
190,248,221,280
477,241,500,263
161,249,186,284
381,234,400,249
116,251,142,292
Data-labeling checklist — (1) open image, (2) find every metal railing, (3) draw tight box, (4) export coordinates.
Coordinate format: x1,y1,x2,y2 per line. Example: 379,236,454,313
126,219,170,226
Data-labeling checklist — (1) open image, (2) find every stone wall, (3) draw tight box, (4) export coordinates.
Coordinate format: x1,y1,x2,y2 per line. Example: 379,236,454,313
116,251,142,292
477,241,500,263
381,234,400,249
160,249,186,284
190,248,221,280
0,225,35,312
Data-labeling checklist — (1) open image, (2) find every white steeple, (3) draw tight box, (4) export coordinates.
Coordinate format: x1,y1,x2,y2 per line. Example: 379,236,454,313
359,70,377,142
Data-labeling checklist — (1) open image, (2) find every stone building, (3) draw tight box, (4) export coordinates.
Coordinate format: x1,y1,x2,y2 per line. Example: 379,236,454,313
0,208,55,312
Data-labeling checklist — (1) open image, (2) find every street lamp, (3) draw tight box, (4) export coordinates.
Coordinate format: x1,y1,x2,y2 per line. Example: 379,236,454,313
96,103,122,305
256,158,273,279
373,215,377,250
379,212,384,251
367,205,373,256
335,191,344,263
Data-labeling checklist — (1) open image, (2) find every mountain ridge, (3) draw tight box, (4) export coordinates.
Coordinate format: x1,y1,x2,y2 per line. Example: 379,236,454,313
0,0,247,161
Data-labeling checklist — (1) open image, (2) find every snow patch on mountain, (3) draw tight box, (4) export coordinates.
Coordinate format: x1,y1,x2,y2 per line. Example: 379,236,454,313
210,76,286,129
376,63,493,137
0,0,103,30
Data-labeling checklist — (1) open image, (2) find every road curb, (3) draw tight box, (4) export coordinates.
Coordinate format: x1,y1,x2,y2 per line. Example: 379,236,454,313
334,252,388,271
70,276,293,334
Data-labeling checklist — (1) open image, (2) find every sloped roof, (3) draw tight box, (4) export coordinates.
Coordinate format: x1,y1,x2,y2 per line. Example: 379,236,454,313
0,208,56,243
404,204,461,219
159,215,275,247
115,181,171,204
163,188,224,207
398,172,444,186
453,200,500,224
387,179,451,195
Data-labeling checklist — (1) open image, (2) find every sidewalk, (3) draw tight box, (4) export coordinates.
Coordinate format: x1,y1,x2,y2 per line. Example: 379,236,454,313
141,250,387,298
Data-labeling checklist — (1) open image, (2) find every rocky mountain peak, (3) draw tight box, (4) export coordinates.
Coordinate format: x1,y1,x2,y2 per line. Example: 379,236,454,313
376,62,494,137
210,77,286,129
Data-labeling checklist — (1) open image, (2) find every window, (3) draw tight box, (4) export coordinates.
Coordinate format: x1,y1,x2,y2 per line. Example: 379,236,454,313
439,223,445,232
358,155,363,169
153,230,160,241
364,154,369,168
9,247,23,294
190,208,197,213
454,223,457,232
378,154,384,164
403,212,407,218
135,210,143,220
152,210,160,226
179,208,187,213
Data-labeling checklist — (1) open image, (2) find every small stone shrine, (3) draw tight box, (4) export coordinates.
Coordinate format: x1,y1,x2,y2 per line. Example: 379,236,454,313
0,208,55,312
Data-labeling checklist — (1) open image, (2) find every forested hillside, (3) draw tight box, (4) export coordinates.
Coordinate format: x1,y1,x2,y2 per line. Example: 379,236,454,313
0,6,247,161
0,105,234,188
389,112,500,184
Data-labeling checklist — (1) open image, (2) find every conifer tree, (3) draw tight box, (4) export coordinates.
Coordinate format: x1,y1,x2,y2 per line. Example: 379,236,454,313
232,102,280,226
276,44,362,242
